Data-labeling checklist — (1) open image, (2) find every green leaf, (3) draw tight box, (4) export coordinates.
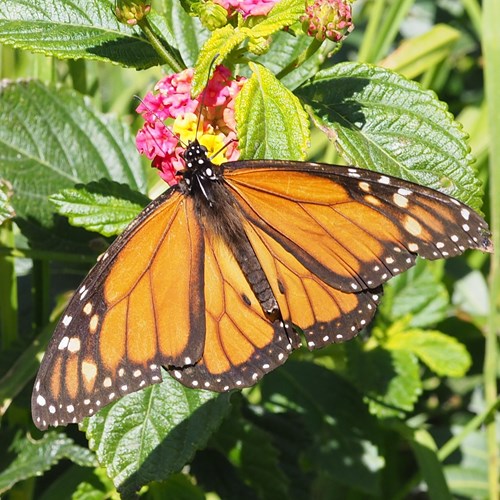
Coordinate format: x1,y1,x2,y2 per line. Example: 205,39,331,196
394,425,452,500
147,473,205,499
452,270,490,318
410,431,451,500
50,179,149,237
381,24,461,79
248,0,304,38
0,80,146,250
346,342,422,418
192,24,247,95
253,32,334,91
163,0,209,68
386,329,471,377
380,259,449,328
0,179,15,224
239,425,290,498
0,432,97,494
442,420,491,499
260,361,383,496
297,62,483,210
0,0,166,69
236,62,310,160
84,372,231,496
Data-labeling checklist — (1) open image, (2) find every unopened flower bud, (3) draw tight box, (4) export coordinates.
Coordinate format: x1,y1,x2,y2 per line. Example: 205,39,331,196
195,1,229,30
248,36,271,55
301,0,353,42
115,0,151,26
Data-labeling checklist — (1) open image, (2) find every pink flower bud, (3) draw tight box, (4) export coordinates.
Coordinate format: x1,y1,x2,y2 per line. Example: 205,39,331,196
301,0,353,42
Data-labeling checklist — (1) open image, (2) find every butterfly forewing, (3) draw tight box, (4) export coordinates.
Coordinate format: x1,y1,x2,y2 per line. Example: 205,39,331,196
32,190,207,430
224,162,492,293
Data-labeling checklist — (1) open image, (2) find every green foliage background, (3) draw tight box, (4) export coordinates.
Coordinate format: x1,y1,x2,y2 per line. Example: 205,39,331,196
0,0,498,498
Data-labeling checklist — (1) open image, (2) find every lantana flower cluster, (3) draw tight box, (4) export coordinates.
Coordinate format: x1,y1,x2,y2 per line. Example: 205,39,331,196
136,66,245,186
212,0,279,18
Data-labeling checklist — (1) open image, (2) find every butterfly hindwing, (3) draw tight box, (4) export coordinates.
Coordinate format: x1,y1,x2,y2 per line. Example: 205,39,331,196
168,230,297,391
243,221,382,349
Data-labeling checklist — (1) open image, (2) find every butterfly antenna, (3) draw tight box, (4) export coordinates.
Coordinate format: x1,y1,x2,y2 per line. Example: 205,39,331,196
210,138,238,162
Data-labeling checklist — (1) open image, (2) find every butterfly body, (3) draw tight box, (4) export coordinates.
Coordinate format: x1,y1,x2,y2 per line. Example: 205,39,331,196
32,140,492,430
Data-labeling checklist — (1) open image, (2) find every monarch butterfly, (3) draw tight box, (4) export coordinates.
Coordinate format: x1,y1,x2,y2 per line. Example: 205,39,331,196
31,92,493,431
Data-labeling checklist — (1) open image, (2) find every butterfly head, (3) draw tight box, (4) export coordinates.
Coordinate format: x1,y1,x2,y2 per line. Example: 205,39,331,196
178,140,223,204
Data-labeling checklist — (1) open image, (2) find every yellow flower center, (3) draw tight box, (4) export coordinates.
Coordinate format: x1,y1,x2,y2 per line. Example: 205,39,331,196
173,113,228,165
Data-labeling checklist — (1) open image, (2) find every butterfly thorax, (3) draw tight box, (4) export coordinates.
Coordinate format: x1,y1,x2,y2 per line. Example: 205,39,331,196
177,140,280,318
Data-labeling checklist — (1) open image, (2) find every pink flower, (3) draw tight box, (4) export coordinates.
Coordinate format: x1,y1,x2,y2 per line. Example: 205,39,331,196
213,0,279,18
136,66,245,186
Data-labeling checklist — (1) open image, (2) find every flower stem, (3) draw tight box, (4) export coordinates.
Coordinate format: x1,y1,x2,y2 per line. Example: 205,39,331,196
138,17,184,72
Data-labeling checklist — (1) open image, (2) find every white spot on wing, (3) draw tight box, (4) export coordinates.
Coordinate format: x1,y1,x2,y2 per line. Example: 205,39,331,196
67,337,81,353
58,336,69,350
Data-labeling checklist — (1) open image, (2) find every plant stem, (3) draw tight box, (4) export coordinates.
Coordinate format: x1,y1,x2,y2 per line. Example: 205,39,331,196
139,17,184,72
482,1,500,499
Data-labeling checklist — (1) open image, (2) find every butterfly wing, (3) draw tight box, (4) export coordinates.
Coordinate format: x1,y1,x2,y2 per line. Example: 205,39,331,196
223,161,492,345
32,188,208,430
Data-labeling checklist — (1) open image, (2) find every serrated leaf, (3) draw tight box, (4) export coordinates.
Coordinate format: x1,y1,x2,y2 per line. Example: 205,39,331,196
50,179,149,237
0,0,166,69
0,432,97,494
380,259,449,328
84,372,231,496
346,342,422,418
248,0,304,39
0,80,146,250
297,62,483,210
260,361,383,495
192,25,247,95
0,179,15,224
236,63,310,160
386,329,471,377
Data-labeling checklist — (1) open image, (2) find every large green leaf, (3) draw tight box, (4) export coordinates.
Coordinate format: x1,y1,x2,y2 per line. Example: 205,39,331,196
236,63,310,160
346,342,422,418
0,80,146,250
380,259,449,328
298,62,483,210
0,432,96,494
50,179,149,237
0,0,168,68
260,361,383,496
84,372,231,496
386,330,471,377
